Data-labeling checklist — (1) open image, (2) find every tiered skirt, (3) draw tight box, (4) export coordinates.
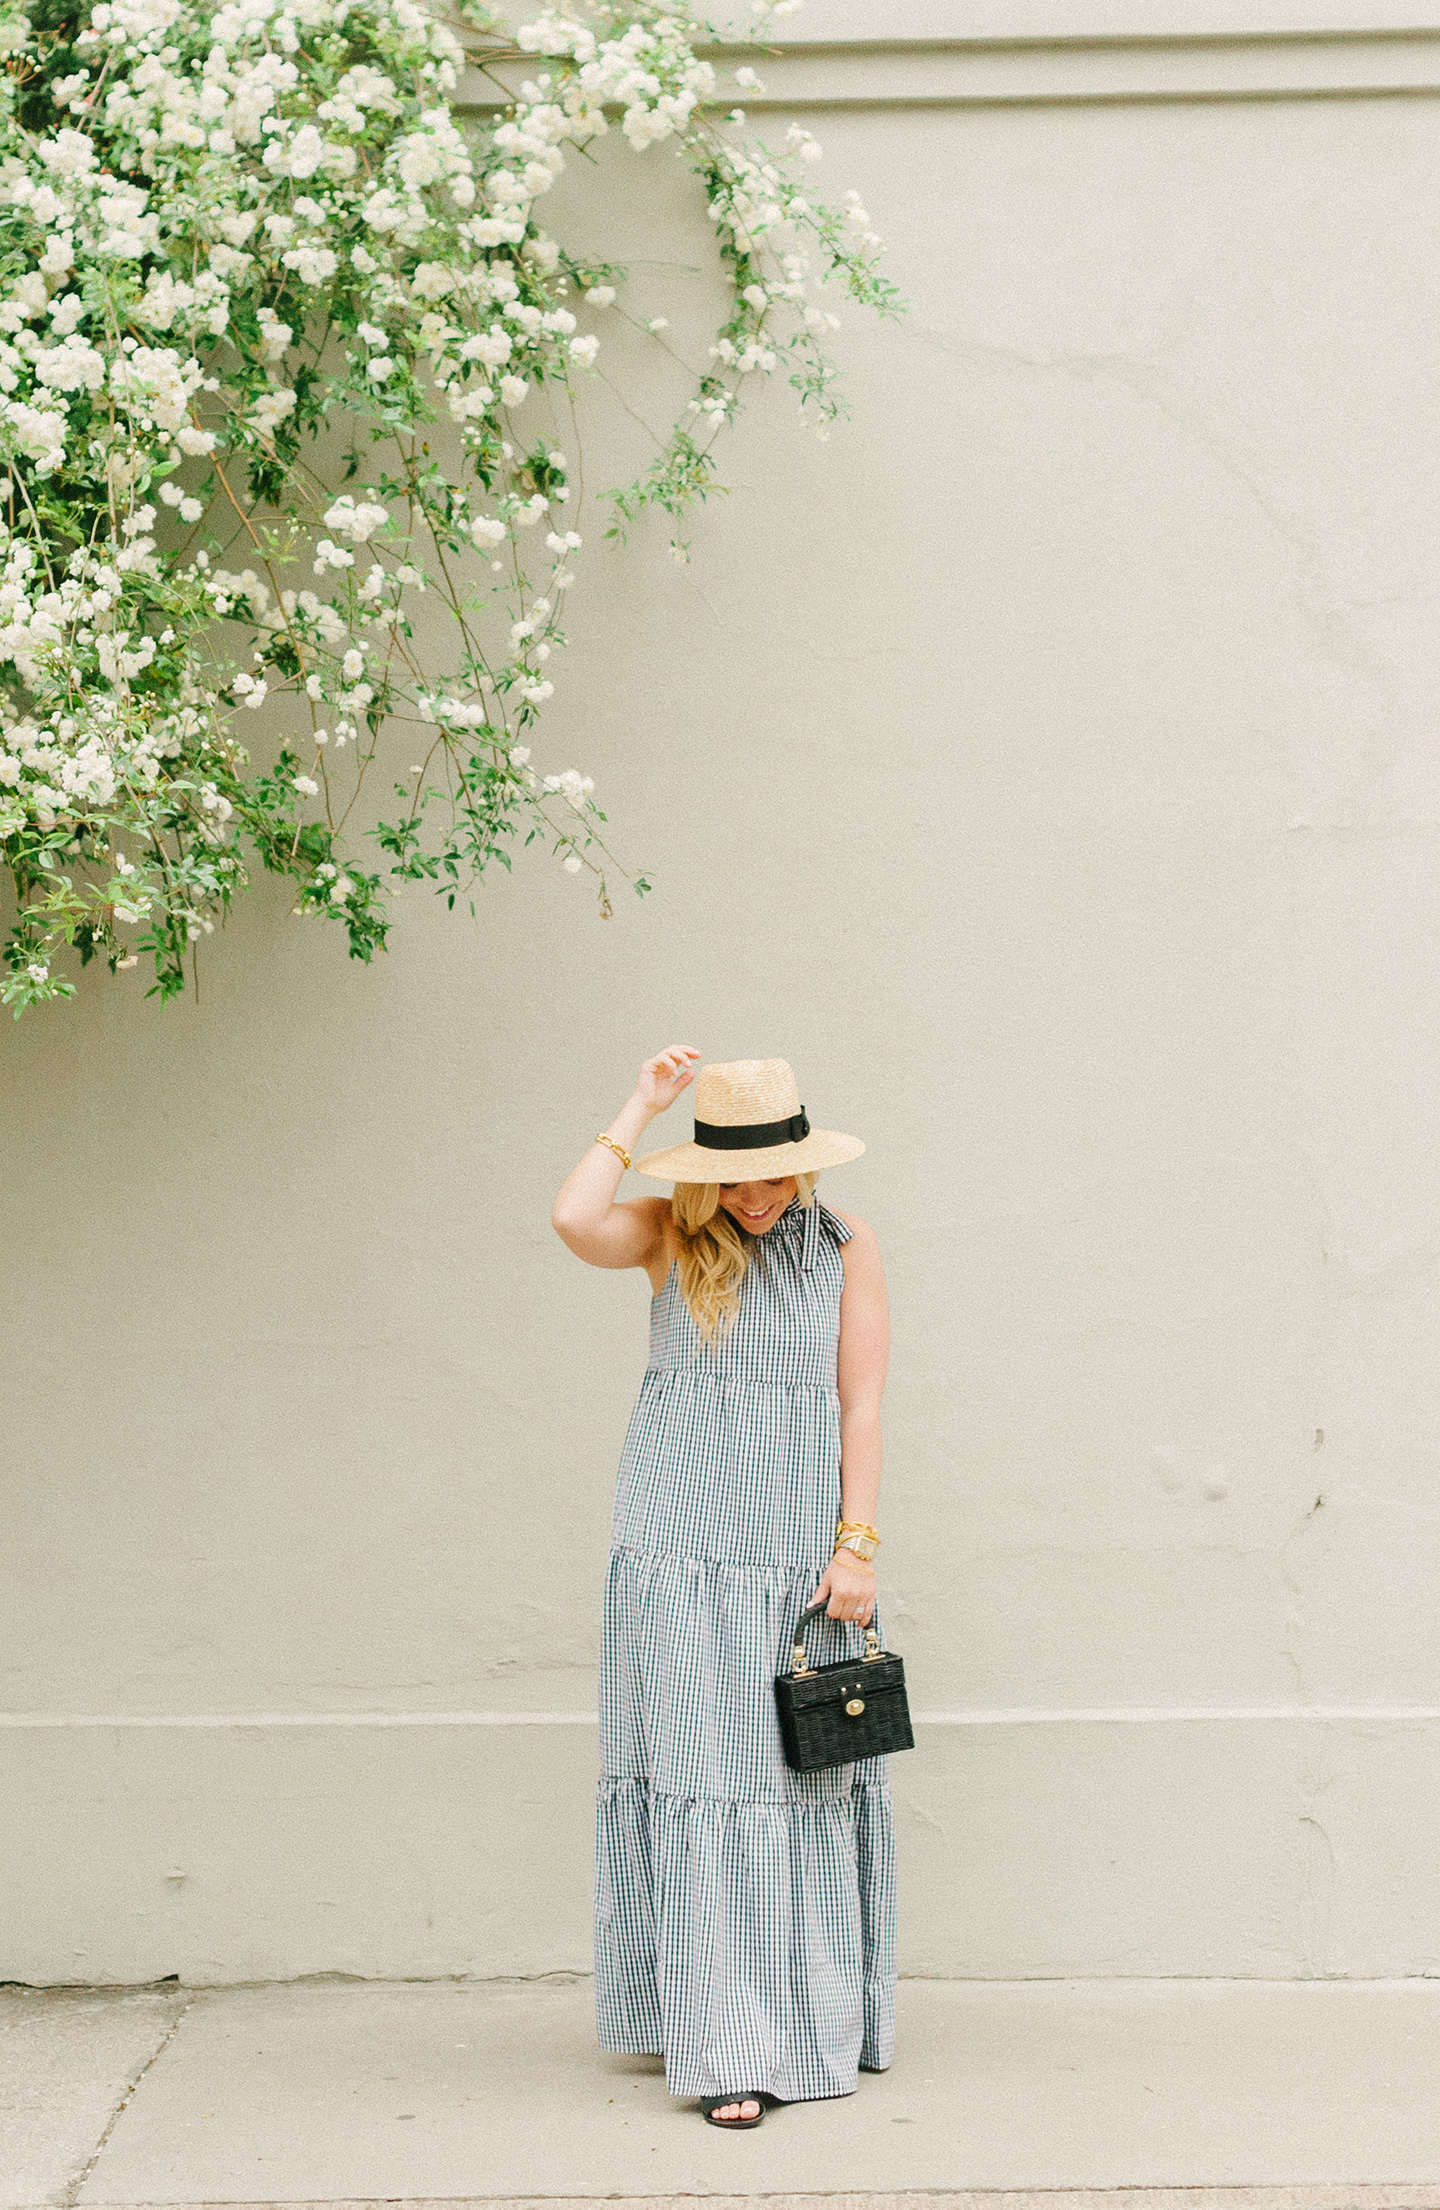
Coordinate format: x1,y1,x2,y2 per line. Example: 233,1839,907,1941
594,1544,896,2102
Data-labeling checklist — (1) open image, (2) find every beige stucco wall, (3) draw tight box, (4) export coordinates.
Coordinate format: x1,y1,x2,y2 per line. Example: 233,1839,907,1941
5,8,1440,1984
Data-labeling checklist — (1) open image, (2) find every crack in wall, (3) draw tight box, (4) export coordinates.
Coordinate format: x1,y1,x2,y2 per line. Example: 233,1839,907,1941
901,315,1408,710
1280,1481,1341,1978
1298,1797,1338,1979
1278,1487,1325,1702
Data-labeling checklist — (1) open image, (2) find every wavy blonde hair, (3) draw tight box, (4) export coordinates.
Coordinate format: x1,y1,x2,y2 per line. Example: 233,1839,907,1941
670,1173,818,1343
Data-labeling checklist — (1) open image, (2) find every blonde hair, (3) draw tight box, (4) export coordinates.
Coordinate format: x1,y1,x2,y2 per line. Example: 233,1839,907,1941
670,1172,817,1343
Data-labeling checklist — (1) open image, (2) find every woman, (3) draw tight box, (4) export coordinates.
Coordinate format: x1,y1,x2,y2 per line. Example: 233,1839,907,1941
551,1046,896,2129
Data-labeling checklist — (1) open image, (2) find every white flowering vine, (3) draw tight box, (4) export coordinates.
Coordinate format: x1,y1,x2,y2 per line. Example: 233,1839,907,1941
0,0,897,1013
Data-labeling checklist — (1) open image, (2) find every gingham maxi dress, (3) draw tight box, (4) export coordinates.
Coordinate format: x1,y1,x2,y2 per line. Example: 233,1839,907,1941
595,1193,897,2103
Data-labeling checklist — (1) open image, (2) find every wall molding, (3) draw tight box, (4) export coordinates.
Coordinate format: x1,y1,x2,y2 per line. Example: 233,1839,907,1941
7,1705,1440,1728
458,25,1440,111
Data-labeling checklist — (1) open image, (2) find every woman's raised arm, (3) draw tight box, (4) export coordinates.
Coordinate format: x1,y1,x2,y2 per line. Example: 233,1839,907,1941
551,1045,700,1271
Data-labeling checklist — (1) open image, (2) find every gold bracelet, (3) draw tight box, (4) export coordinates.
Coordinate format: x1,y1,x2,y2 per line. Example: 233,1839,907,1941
594,1133,632,1169
836,1519,881,1546
834,1531,880,1565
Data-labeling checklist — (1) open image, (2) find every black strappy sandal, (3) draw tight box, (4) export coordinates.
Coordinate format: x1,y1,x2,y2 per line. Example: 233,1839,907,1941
699,2093,767,2129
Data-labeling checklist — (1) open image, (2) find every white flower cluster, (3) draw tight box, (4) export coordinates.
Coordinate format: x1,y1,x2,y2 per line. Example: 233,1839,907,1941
515,14,716,150
0,0,894,1012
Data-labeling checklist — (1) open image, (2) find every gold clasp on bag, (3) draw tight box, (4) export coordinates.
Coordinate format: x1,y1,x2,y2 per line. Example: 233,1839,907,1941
792,1641,810,1676
845,1697,865,1716
862,1628,882,1662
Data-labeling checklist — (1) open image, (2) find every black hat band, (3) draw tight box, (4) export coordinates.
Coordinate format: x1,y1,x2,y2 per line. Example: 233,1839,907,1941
692,1109,811,1150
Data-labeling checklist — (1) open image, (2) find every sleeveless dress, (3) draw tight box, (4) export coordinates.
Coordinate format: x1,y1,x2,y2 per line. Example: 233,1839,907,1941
594,1193,897,2103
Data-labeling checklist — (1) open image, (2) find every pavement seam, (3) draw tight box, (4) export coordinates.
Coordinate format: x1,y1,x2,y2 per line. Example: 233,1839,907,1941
55,2192,1440,2209
59,1995,193,2210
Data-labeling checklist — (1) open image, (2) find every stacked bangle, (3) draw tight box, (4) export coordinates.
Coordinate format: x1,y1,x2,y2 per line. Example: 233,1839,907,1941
834,1519,881,1565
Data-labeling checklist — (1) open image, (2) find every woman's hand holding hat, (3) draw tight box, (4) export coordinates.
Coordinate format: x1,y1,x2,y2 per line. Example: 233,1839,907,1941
632,1044,700,1119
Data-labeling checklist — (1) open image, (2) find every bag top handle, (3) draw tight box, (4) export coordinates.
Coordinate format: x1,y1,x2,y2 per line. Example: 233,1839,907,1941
791,1599,883,1676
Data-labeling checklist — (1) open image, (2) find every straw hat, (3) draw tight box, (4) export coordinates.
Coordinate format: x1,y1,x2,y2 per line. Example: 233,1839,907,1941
634,1057,865,1184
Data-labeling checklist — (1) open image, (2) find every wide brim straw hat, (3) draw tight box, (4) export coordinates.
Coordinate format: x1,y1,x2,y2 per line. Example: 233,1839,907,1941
635,1057,865,1184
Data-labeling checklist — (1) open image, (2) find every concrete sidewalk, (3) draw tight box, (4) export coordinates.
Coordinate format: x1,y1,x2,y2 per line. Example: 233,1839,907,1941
6,1977,1440,2210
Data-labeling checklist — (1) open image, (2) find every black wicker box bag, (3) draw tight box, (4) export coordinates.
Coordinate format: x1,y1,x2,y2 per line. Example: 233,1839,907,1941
774,1599,915,1773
